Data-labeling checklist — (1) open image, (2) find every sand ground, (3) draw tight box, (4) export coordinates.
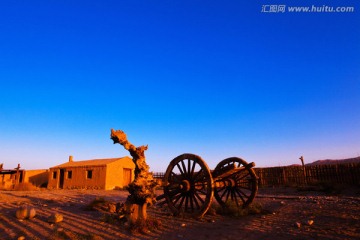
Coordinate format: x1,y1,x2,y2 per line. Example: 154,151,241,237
0,187,359,240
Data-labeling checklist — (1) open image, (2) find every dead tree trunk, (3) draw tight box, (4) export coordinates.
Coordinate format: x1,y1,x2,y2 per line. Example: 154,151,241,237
110,129,157,224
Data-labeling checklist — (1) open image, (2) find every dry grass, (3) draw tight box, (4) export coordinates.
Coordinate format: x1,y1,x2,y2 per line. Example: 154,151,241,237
12,182,38,191
49,226,102,240
213,201,263,217
127,218,162,234
84,197,107,211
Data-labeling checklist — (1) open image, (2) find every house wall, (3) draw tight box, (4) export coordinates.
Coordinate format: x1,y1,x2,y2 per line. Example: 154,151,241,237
47,169,58,189
24,169,49,187
48,166,107,189
105,157,135,190
1,174,14,189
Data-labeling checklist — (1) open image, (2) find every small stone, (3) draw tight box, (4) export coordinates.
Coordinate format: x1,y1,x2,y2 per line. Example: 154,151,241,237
48,213,63,223
295,222,301,228
181,223,186,227
108,203,116,213
17,236,25,240
28,208,36,219
16,206,28,220
280,201,286,205
307,220,314,226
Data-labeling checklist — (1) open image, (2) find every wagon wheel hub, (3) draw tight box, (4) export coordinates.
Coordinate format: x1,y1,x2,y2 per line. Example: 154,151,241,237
180,180,191,192
226,178,236,188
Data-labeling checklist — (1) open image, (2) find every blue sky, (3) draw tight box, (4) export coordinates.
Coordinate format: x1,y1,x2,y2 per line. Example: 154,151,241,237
0,1,359,172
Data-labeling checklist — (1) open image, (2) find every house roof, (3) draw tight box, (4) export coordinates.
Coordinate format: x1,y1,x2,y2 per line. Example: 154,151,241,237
50,156,132,169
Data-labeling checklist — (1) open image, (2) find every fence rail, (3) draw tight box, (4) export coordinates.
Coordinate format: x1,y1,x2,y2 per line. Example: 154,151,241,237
153,172,164,179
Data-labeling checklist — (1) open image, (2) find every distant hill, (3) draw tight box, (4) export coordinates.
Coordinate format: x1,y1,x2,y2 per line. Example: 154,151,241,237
306,156,360,166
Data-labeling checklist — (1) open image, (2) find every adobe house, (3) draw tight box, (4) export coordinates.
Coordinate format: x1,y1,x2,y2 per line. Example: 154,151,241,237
48,156,135,190
1,163,49,189
0,164,25,189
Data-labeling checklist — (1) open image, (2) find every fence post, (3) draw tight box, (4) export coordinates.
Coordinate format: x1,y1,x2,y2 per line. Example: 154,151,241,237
282,167,286,186
299,156,307,185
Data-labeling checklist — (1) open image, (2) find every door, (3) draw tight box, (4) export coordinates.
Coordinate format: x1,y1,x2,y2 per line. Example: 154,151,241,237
123,168,132,187
59,169,65,189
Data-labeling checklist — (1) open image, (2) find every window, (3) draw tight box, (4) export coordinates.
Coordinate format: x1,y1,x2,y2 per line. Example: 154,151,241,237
86,170,93,179
67,171,72,179
52,171,57,179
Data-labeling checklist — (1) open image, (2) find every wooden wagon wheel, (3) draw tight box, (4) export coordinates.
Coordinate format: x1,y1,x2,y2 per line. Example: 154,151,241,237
163,153,213,218
213,157,258,208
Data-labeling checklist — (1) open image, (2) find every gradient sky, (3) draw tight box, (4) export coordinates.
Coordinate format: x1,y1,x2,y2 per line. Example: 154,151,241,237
0,0,359,172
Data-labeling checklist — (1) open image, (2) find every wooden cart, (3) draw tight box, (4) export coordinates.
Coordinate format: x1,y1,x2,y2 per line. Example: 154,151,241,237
156,153,258,218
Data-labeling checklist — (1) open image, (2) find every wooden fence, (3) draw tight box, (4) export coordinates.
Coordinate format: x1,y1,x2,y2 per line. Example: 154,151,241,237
255,163,360,187
153,172,165,179
152,163,360,187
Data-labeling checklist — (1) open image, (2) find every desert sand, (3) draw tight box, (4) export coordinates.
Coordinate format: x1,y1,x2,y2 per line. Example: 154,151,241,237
0,187,359,240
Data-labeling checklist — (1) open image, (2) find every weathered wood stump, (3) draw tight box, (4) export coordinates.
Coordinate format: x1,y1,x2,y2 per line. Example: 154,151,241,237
110,129,157,224
125,201,147,224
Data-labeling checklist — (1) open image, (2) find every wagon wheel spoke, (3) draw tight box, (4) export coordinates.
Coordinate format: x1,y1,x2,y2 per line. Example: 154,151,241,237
172,193,183,205
189,194,195,211
177,195,186,209
184,195,189,212
229,189,233,201
190,159,196,176
194,191,205,204
235,188,247,204
232,190,240,208
187,159,192,178
237,188,249,199
170,172,182,182
236,185,253,191
235,173,250,182
192,194,201,208
181,160,188,176
197,189,209,195
220,188,228,199
225,188,231,202
176,163,185,176
216,185,226,193
193,169,204,182
168,188,181,197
